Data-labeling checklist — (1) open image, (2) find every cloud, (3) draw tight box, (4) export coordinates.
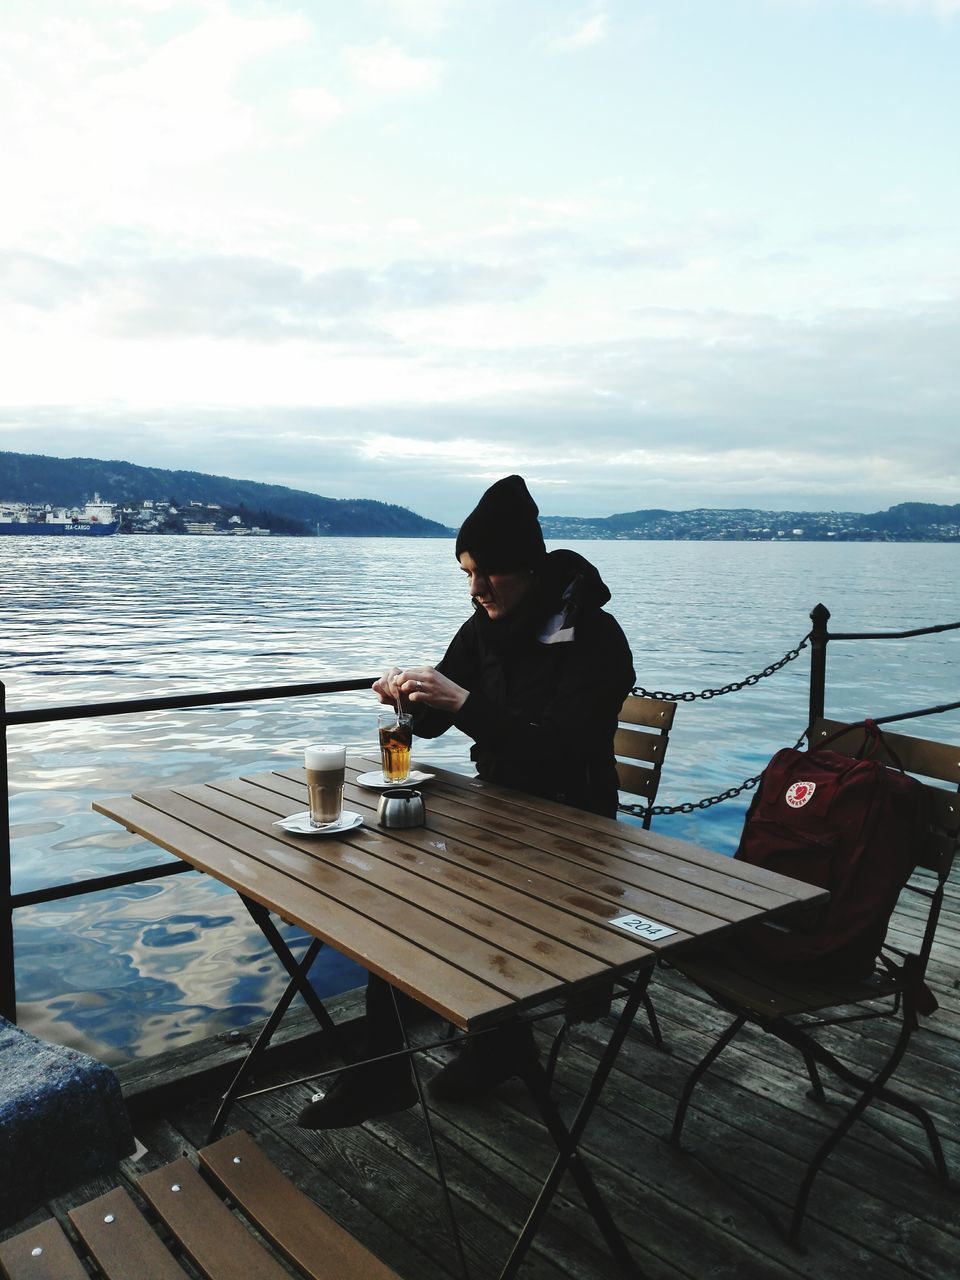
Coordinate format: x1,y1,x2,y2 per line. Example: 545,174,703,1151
548,12,609,53
589,237,693,271
0,3,956,524
380,258,543,307
776,0,960,14
101,257,377,340
368,0,463,34
0,7,313,232
95,10,311,159
802,222,934,249
464,210,764,276
858,0,960,15
555,301,960,451
117,0,210,10
4,390,954,526
0,247,544,340
0,252,89,309
469,226,587,263
289,86,344,126
343,38,444,93
7,236,960,491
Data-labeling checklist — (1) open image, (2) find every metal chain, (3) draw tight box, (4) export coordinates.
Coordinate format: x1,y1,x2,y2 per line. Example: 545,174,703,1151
623,632,812,817
633,691,960,820
623,729,809,819
632,631,811,703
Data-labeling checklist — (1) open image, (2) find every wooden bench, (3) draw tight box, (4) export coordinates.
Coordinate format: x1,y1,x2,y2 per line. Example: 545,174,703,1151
0,1131,402,1280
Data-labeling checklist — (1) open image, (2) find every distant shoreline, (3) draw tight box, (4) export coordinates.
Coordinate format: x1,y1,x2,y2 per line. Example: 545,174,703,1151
3,450,957,542
117,527,960,543
538,504,960,544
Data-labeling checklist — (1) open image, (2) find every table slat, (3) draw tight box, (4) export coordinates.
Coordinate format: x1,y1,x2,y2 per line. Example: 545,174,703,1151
220,773,678,953
95,794,523,1029
419,763,827,905
248,769,766,942
145,786,597,1004
96,757,828,1034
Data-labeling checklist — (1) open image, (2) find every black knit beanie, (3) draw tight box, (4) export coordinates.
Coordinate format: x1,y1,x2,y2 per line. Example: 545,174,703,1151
454,475,547,572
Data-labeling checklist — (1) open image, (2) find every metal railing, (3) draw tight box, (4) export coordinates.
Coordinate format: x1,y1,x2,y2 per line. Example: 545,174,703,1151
622,603,959,819
0,675,378,1022
807,602,960,725
2,600,959,1024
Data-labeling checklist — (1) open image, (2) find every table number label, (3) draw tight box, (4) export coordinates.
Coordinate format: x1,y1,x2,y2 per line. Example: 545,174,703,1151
610,914,677,941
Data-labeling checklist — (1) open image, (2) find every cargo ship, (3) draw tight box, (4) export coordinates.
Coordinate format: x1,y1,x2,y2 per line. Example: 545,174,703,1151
0,495,118,536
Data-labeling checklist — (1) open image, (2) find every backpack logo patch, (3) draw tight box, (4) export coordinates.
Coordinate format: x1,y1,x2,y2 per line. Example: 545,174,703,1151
785,780,816,808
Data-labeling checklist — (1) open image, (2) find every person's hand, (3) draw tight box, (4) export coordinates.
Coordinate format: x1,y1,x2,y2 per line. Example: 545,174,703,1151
372,667,406,706
397,666,468,713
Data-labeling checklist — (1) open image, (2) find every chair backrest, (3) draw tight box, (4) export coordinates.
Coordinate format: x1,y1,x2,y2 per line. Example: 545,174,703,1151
615,695,677,828
811,718,960,972
812,719,960,876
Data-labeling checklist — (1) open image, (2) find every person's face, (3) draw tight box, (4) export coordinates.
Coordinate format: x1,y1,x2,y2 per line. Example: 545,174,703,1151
458,551,533,621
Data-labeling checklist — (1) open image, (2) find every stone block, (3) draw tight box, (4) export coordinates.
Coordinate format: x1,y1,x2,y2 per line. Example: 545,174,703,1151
0,1017,134,1228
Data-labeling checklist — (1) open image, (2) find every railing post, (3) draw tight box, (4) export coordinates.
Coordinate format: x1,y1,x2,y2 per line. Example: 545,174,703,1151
0,680,15,1022
808,603,830,730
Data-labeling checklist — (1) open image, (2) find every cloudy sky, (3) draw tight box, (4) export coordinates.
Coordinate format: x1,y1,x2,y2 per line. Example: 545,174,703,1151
2,0,958,523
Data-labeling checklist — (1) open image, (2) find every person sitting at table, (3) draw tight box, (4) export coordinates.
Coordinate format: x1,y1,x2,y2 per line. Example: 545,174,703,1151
298,474,636,1129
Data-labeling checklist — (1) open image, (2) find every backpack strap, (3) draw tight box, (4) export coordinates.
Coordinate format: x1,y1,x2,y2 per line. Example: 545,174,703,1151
864,720,909,773
812,718,909,775
810,718,870,753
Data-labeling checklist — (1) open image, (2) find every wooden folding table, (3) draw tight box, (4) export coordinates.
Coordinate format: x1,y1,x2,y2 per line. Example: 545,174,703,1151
96,757,827,1279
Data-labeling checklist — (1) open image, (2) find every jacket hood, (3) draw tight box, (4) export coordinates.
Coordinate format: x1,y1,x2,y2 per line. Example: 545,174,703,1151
537,549,611,613
469,547,612,652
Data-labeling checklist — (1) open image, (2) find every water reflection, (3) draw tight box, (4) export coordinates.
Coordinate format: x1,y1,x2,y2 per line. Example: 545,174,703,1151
2,536,957,1060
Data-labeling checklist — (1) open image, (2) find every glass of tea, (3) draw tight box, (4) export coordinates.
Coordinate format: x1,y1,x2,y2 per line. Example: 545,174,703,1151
378,710,412,783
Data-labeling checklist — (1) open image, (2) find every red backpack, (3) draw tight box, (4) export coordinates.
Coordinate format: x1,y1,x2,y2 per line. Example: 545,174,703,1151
732,723,931,981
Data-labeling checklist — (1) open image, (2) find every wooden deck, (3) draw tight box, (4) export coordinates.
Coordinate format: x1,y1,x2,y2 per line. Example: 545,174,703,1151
3,872,958,1279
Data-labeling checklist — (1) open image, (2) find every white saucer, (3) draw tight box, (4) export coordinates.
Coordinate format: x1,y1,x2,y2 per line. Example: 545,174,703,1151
273,810,363,836
354,770,436,790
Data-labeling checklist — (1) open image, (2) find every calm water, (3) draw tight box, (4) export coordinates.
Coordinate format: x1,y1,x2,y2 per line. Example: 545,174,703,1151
2,537,958,1062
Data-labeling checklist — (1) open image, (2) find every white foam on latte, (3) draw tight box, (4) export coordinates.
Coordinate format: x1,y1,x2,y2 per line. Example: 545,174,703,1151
304,744,346,770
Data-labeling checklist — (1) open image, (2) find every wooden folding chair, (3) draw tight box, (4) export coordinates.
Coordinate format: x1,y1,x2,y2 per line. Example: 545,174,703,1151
670,718,958,1243
611,695,678,1049
615,694,676,829
547,696,678,1062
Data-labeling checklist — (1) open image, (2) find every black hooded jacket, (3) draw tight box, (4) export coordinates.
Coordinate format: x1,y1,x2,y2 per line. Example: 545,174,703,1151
411,550,635,817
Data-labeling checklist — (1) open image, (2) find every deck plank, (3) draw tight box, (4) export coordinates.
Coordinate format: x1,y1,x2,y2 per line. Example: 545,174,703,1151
4,858,958,1280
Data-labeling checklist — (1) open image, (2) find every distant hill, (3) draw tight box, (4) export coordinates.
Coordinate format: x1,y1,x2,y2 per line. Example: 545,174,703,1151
4,450,956,541
540,503,960,542
0,451,451,537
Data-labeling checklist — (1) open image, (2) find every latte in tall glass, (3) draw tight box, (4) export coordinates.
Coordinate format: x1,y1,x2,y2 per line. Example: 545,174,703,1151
305,744,346,827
